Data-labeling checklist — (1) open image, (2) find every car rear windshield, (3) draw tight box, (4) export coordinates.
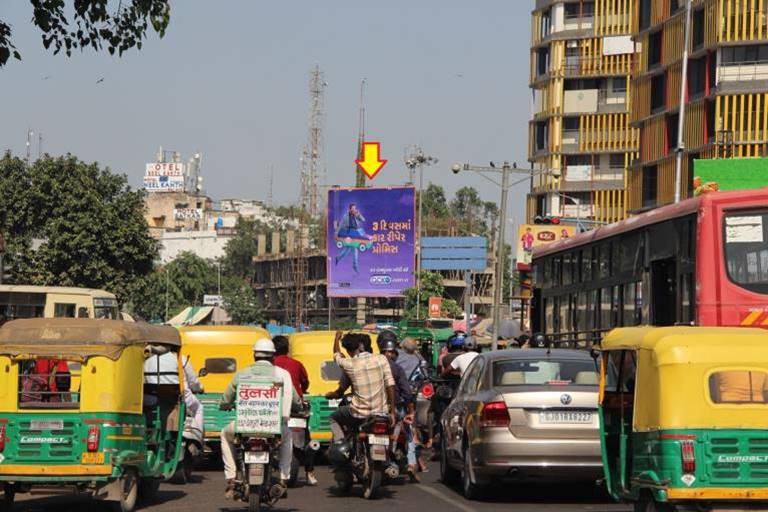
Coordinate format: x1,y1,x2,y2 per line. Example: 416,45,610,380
493,359,598,387
18,359,80,409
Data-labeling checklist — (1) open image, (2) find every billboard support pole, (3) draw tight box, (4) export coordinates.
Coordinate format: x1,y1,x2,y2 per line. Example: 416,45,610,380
491,164,510,351
464,270,472,335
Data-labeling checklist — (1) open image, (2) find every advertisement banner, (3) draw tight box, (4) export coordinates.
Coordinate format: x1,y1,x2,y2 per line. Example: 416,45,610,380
174,208,203,220
327,187,415,297
516,224,575,267
694,158,768,195
144,162,186,192
428,297,442,318
235,379,282,435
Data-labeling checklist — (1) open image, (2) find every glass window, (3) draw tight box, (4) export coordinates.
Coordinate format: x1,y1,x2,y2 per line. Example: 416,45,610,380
493,358,598,387
581,248,592,282
709,370,768,404
459,358,484,396
623,283,636,326
576,292,588,336
563,252,573,286
724,212,768,293
204,358,237,374
554,255,562,286
599,243,611,278
604,350,637,393
545,298,554,334
18,359,79,409
634,282,644,325
619,234,642,275
681,273,694,325
54,303,76,318
600,287,613,330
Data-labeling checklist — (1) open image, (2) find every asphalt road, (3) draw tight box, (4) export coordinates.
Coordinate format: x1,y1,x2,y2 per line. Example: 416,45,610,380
12,462,630,512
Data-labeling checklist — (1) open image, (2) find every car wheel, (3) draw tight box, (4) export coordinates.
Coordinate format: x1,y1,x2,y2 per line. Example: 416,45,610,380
440,440,459,486
461,445,482,500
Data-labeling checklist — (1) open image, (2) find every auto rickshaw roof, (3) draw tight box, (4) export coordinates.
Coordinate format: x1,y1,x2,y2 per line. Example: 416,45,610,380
602,326,768,361
178,325,269,345
0,318,180,360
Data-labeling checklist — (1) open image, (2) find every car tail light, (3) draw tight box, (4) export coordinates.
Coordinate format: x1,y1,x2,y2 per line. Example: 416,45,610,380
0,424,6,452
681,440,696,474
87,426,100,452
480,402,510,428
371,420,389,435
421,382,434,399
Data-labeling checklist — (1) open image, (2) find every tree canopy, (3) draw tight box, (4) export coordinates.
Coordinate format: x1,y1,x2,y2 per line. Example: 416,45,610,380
402,270,462,320
0,152,157,300
1,0,171,67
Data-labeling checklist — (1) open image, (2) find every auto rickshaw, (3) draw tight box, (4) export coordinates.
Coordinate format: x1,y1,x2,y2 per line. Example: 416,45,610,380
288,330,375,445
599,326,768,511
0,318,185,512
178,325,269,453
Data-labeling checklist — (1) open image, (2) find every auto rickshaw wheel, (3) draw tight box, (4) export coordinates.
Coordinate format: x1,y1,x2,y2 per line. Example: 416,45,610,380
635,495,674,512
1,484,15,511
111,469,138,512
138,477,161,503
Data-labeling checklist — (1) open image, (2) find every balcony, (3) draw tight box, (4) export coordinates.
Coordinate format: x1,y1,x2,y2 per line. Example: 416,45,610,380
719,61,768,83
561,165,625,191
563,13,594,32
562,129,581,152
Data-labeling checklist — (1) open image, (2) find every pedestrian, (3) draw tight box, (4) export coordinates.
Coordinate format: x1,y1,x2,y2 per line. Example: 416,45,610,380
272,335,317,486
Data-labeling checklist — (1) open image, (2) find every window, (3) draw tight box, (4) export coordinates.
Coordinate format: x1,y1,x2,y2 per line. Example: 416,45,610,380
667,113,679,155
493,358,599,387
724,212,768,293
598,243,611,278
681,273,694,324
670,0,681,12
623,283,636,326
651,73,666,113
600,287,613,330
535,121,549,151
18,359,79,409
722,44,768,64
709,370,768,404
204,358,237,374
459,358,484,396
692,9,705,49
604,350,637,393
581,248,593,282
564,1,595,17
619,234,642,275
94,297,120,319
54,303,76,318
612,77,627,93
536,47,550,77
0,292,46,321
688,56,707,98
563,252,573,286
648,31,663,68
609,154,625,168
565,78,600,90
639,0,652,30
642,165,658,208
564,117,579,130
553,255,562,286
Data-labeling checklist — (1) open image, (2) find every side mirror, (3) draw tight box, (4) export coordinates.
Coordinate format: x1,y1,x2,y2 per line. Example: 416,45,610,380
198,368,208,377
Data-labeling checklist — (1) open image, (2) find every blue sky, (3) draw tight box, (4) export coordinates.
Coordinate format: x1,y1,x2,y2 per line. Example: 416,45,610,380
0,1,532,223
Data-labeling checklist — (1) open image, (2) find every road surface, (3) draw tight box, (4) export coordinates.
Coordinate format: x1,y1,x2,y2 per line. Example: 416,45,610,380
12,462,630,512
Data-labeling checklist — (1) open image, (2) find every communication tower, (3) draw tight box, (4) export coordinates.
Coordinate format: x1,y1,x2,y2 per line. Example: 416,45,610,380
300,65,327,217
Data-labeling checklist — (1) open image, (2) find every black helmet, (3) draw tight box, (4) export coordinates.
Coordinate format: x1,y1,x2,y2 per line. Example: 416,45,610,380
379,337,398,353
531,333,548,349
376,329,398,350
327,440,352,466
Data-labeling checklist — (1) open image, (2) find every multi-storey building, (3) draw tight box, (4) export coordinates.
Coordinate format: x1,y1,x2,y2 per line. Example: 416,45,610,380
629,0,768,210
527,0,640,226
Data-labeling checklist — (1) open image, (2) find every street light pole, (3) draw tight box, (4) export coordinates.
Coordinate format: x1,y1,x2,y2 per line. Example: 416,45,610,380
674,0,693,203
492,164,510,350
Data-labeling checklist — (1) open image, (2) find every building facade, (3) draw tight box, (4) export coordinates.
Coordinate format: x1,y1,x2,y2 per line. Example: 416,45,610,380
629,0,768,210
527,0,640,225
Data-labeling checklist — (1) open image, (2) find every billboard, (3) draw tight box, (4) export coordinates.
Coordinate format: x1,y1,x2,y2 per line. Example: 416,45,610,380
327,187,415,297
516,224,575,268
428,297,442,318
694,158,768,195
144,162,185,192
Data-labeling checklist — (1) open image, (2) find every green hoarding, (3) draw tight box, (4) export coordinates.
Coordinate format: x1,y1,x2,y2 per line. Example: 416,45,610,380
694,158,768,195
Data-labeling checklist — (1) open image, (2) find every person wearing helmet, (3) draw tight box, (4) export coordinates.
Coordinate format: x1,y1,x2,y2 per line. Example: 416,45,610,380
218,338,299,500
438,332,467,375
442,335,479,378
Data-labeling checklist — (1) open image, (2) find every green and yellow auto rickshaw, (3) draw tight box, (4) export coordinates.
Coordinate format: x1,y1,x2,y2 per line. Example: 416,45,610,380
0,318,186,512
600,326,768,511
178,325,269,454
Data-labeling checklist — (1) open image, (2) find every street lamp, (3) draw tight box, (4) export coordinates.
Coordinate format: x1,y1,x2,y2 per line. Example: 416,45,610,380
452,162,554,350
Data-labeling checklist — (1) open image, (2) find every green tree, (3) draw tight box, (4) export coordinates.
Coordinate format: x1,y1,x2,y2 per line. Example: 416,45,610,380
222,283,262,325
402,270,462,320
1,0,171,67
421,183,449,219
0,153,157,301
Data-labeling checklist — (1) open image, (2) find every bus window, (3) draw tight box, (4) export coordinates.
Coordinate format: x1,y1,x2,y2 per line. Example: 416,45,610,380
598,243,611,278
724,212,768,293
581,248,592,282
54,303,76,318
563,253,573,286
93,298,120,319
0,292,45,320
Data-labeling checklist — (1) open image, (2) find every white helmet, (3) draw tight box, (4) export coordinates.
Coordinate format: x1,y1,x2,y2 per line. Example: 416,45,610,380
253,338,276,355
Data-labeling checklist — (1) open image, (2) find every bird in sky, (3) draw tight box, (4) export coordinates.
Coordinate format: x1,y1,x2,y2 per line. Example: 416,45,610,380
41,75,52,80
96,77,105,84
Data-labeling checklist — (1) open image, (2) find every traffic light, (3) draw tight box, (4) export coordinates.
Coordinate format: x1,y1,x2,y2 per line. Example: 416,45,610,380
533,215,561,225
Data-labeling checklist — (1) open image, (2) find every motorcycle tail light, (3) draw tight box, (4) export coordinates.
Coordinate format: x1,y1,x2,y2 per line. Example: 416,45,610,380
247,438,266,451
87,426,100,452
681,440,696,474
420,382,434,399
480,401,510,428
371,421,389,435
0,423,6,452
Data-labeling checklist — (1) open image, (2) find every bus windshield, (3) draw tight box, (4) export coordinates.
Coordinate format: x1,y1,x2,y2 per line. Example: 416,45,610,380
94,298,120,319
724,212,768,294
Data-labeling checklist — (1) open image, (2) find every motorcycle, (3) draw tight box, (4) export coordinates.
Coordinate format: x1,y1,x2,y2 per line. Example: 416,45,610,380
287,401,320,488
329,413,396,500
233,433,286,512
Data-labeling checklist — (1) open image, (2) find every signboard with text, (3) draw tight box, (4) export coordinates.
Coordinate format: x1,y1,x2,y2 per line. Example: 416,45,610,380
327,187,415,297
428,297,442,318
516,224,575,268
235,379,282,435
144,162,185,192
174,208,203,220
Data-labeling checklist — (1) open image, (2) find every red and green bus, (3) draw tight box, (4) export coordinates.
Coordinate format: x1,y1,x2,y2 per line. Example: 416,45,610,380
530,188,768,344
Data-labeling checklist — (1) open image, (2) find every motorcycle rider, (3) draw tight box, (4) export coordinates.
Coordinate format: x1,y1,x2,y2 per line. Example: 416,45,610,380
328,331,396,442
442,335,479,378
272,335,317,487
219,339,299,500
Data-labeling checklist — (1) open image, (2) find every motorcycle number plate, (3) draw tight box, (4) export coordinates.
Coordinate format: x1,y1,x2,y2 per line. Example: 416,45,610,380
288,418,307,429
244,451,269,464
370,445,387,461
248,463,265,485
327,399,341,407
368,434,390,446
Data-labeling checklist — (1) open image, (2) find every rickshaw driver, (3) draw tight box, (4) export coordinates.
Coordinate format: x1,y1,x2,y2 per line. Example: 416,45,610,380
219,338,299,500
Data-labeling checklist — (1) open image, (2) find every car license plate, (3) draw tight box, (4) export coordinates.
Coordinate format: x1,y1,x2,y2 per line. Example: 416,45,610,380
327,399,341,407
81,452,105,464
31,420,63,430
244,451,269,464
288,418,307,429
539,411,593,424
368,434,389,446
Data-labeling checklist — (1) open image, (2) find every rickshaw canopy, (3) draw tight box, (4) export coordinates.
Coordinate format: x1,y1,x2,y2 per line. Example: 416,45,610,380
0,318,180,361
601,326,768,431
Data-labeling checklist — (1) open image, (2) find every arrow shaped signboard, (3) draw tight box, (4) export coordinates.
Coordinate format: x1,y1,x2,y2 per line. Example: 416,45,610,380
356,142,388,180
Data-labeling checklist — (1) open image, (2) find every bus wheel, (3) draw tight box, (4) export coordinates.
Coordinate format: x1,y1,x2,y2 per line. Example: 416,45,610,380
111,469,138,512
